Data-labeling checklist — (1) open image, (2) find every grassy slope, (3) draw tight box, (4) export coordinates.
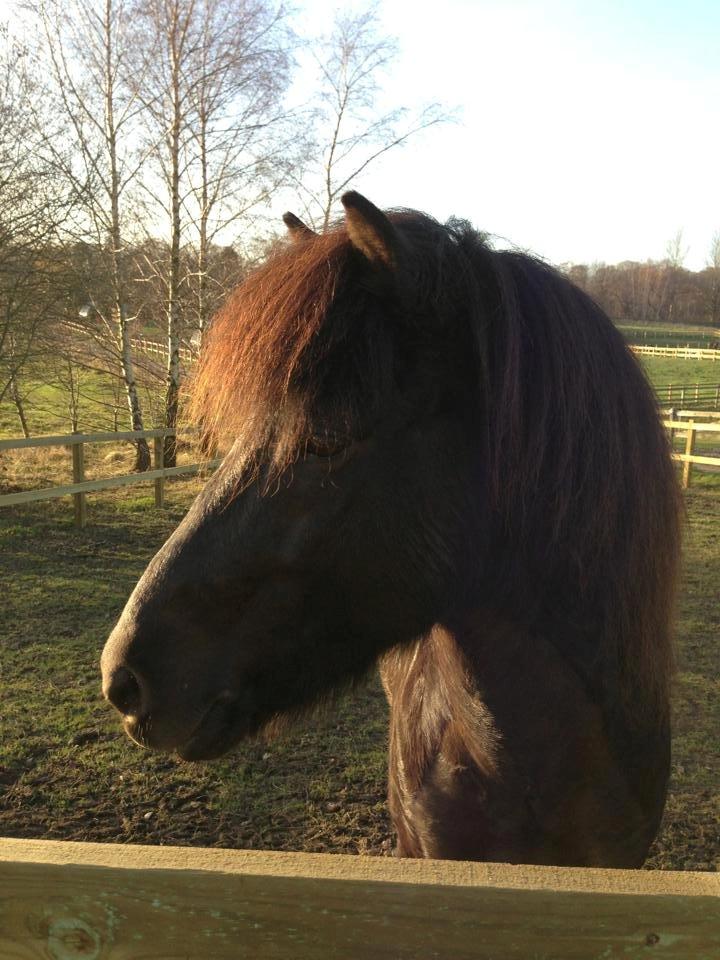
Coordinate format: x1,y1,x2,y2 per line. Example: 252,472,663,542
0,481,718,869
0,362,166,439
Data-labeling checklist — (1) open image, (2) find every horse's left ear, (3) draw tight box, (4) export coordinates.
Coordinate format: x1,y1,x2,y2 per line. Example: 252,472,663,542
341,191,403,270
282,211,316,241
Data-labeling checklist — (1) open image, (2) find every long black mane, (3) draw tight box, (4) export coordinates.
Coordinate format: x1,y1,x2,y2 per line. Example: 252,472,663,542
193,210,681,721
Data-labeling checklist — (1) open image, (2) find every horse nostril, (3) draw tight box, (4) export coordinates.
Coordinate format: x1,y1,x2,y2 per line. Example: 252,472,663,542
105,666,142,717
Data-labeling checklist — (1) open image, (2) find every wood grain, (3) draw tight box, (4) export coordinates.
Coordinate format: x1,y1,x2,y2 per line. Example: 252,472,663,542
1,839,718,959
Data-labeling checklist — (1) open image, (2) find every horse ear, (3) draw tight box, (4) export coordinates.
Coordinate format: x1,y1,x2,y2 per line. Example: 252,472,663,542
282,212,316,241
341,191,401,270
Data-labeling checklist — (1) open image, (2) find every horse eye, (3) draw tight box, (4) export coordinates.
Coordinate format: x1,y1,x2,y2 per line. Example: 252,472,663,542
305,434,347,458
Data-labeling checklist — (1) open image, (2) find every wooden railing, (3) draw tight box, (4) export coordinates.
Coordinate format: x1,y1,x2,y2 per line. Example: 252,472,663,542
130,335,195,363
655,383,720,409
632,344,720,360
663,410,720,488
1,838,718,958
2,412,719,526
0,428,220,526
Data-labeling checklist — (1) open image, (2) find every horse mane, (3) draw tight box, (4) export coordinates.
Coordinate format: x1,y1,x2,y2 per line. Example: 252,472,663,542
191,210,681,722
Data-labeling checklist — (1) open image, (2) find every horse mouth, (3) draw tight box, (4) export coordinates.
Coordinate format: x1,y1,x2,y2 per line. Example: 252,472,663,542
176,692,255,762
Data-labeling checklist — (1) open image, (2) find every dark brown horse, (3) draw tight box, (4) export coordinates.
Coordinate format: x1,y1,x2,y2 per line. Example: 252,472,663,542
101,192,681,867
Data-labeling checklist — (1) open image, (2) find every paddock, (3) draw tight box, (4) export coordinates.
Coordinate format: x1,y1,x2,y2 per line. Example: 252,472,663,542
1,838,718,958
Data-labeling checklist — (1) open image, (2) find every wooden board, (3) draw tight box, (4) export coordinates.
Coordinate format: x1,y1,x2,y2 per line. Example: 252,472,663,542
0,429,185,451
1,838,718,959
0,460,221,507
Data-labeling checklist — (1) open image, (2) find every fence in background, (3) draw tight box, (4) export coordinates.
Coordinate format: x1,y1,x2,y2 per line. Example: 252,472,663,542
0,428,220,526
132,340,720,365
655,383,720,409
631,344,720,360
663,409,720,488
2,412,719,524
130,335,195,363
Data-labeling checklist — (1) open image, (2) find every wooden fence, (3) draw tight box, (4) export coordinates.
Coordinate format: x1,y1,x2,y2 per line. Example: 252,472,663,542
130,335,195,363
0,428,220,526
0,838,718,959
655,383,720,409
631,344,720,360
663,410,720,488
1,412,719,525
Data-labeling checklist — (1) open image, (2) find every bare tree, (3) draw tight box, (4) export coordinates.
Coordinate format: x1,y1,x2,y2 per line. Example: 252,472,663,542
706,232,720,327
664,229,689,325
127,0,296,464
0,24,71,430
666,229,689,268
29,0,152,468
182,0,295,345
296,5,449,231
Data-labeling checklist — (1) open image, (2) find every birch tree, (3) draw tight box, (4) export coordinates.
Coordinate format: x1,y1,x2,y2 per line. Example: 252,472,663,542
30,0,152,468
0,24,70,432
128,0,294,465
298,5,449,231
705,232,720,326
183,0,294,345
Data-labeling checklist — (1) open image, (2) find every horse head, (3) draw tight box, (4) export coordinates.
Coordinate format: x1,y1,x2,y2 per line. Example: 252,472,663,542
101,193,486,760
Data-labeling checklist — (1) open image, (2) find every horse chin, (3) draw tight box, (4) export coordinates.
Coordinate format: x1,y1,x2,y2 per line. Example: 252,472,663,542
175,692,259,763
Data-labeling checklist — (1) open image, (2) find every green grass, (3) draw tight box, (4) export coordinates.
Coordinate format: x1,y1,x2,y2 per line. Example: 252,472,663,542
0,361,166,439
639,355,720,388
0,482,718,869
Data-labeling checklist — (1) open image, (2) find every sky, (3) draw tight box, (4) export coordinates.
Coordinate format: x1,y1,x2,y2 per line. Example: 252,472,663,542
293,0,720,271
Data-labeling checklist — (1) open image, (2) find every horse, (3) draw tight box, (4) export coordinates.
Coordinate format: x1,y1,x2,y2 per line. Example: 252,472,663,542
101,192,681,867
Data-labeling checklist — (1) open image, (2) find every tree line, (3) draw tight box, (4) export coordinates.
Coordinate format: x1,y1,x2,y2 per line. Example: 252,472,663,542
562,233,720,330
0,0,445,466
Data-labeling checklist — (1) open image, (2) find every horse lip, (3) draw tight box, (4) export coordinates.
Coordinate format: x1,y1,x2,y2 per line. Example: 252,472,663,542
176,691,249,762
123,718,151,750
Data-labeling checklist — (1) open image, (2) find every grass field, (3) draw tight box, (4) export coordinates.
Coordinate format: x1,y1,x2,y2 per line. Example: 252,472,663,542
639,355,720,390
0,480,718,870
0,356,167,440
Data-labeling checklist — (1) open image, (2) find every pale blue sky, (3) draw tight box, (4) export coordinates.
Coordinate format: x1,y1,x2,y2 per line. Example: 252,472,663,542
295,0,720,270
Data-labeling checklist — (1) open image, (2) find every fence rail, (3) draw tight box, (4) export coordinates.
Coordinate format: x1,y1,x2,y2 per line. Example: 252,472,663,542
0,427,220,525
1,838,718,959
130,335,195,363
662,410,720,487
632,344,720,360
2,412,720,523
655,383,720,408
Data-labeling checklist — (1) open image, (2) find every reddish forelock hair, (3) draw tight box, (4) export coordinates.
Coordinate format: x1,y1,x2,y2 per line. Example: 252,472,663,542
190,229,353,463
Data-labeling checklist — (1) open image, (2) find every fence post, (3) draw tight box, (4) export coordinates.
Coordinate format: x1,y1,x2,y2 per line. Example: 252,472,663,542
71,435,87,528
668,407,677,450
682,420,695,490
154,434,165,508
